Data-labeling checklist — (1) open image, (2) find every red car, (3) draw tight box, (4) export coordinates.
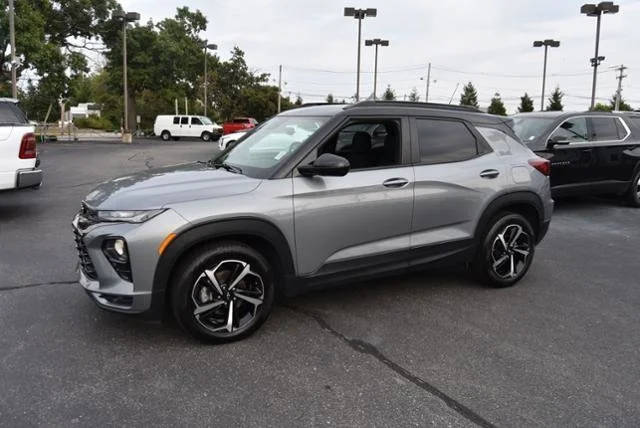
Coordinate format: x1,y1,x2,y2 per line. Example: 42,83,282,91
222,117,258,135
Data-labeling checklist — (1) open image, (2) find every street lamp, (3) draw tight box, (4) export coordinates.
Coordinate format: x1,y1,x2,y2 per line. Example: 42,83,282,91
533,39,560,111
581,2,619,109
113,10,140,143
364,38,389,100
344,7,377,102
203,42,217,117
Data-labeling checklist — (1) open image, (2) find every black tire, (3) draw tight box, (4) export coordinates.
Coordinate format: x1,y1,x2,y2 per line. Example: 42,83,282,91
201,132,211,142
161,130,171,141
171,241,275,343
625,167,640,207
472,212,536,288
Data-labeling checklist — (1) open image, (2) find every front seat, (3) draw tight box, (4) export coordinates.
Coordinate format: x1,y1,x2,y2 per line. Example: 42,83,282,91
349,131,372,169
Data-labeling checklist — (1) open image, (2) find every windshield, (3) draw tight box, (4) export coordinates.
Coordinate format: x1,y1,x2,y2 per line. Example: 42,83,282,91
200,116,213,125
214,115,329,178
511,117,556,144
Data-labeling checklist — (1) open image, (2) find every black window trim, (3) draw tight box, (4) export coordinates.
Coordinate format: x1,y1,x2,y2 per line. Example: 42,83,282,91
410,116,492,166
547,115,632,148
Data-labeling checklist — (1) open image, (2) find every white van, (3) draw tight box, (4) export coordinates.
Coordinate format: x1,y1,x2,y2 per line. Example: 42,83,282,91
153,115,222,142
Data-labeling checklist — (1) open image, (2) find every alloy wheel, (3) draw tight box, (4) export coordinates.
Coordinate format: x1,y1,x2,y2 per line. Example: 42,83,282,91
490,224,531,279
191,259,264,335
636,176,640,199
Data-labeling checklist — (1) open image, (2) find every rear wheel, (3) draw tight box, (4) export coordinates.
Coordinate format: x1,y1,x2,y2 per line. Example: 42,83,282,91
473,212,535,288
171,241,274,343
160,130,171,141
201,132,211,142
624,168,640,207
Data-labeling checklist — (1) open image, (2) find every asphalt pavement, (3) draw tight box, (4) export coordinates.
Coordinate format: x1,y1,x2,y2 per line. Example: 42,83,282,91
1,140,639,427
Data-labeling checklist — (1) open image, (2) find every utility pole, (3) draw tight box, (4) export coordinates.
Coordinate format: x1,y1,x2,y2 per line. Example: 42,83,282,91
185,98,188,116
9,0,17,98
203,42,217,117
175,98,178,115
113,10,139,143
614,64,628,111
425,62,431,102
277,65,282,113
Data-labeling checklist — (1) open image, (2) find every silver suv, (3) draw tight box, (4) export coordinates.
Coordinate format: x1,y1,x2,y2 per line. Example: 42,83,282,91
73,102,553,343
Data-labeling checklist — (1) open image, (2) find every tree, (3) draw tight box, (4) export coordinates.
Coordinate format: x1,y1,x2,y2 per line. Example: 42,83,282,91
326,93,334,104
609,93,633,111
459,82,479,108
546,86,564,111
382,85,396,101
518,93,535,113
294,95,303,106
408,87,420,102
593,102,612,112
487,93,507,116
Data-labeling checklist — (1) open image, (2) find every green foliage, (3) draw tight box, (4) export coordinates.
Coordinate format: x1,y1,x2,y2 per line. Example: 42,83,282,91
546,86,564,111
518,93,535,113
459,82,479,108
593,102,612,112
382,85,396,101
295,95,303,106
408,87,420,102
326,93,334,104
609,93,633,111
487,93,507,116
74,115,114,130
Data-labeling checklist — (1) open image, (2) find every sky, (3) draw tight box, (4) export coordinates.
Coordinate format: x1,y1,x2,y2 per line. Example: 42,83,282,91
120,0,640,112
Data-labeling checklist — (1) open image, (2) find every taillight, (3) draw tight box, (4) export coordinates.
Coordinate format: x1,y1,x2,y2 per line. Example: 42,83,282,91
19,133,37,159
528,158,550,176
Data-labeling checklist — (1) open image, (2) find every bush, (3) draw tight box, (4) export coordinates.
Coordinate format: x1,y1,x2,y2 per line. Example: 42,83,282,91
73,115,114,130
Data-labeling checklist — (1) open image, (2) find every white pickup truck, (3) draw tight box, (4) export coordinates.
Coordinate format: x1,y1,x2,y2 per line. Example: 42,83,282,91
0,98,42,191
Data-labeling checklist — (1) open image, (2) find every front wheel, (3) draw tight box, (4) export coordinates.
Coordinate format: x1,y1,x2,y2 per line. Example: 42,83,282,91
473,212,536,288
171,241,274,343
201,132,211,142
624,168,640,207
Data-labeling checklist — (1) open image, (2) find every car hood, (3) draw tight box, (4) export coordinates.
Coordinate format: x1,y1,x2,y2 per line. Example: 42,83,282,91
84,162,262,210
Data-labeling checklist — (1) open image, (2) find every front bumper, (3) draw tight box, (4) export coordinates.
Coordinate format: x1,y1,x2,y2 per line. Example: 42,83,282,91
16,168,42,189
72,209,189,315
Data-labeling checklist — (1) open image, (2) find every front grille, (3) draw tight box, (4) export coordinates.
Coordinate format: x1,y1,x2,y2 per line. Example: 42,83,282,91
74,228,97,280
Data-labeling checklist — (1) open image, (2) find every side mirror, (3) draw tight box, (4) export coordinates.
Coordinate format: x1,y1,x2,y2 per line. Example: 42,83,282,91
547,135,570,148
298,153,350,177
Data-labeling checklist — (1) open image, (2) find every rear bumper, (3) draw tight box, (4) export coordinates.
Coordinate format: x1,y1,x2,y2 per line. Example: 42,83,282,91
16,168,42,189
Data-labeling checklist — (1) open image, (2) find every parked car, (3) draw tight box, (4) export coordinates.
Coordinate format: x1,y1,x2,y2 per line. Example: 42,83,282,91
222,117,257,135
153,115,222,142
73,101,553,343
0,98,42,191
512,111,640,206
218,130,247,151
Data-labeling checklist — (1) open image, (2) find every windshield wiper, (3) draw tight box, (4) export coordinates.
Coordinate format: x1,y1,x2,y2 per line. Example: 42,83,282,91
210,160,242,174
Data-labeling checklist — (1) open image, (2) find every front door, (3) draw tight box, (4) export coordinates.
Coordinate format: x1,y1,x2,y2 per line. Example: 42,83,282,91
191,117,204,138
546,116,596,190
292,118,414,276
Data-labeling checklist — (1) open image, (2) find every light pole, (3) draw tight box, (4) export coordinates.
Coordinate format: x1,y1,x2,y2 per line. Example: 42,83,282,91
113,10,140,143
344,7,377,102
581,2,619,110
203,42,217,117
533,39,560,111
365,38,389,100
9,0,17,98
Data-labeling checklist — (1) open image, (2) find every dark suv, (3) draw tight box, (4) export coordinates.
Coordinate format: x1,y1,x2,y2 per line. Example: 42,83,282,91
74,102,553,343
512,111,640,206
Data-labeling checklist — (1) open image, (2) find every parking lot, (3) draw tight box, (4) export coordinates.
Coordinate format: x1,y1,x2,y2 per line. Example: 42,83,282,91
1,140,639,426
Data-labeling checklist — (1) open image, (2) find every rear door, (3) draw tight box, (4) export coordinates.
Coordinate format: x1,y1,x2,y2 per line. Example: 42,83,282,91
588,116,636,188
292,117,414,276
410,117,501,258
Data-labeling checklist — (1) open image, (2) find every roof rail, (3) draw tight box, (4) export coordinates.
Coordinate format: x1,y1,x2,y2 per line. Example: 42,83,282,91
298,102,349,107
347,100,480,112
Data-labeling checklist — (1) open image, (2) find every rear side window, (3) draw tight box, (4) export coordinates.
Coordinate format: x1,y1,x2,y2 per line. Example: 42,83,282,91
416,118,478,164
173,117,179,124
234,118,249,124
0,102,28,125
590,117,623,141
180,117,189,125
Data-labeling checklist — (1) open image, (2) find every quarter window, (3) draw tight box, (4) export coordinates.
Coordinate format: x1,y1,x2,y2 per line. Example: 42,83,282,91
550,117,589,143
416,118,478,164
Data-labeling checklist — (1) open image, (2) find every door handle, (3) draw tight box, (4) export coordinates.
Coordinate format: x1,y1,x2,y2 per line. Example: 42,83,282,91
382,177,409,188
480,169,500,179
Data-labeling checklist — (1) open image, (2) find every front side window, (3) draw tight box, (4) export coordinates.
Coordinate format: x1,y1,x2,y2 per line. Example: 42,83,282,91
590,117,625,141
180,117,188,125
318,120,402,170
200,117,213,125
416,118,478,164
214,116,328,178
191,117,203,125
511,117,555,144
550,117,589,143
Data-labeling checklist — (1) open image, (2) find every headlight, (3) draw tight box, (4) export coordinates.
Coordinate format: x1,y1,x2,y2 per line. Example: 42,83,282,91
97,209,165,223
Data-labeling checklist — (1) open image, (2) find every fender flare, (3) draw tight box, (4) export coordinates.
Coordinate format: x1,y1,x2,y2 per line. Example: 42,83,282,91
152,217,295,296
474,191,546,241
